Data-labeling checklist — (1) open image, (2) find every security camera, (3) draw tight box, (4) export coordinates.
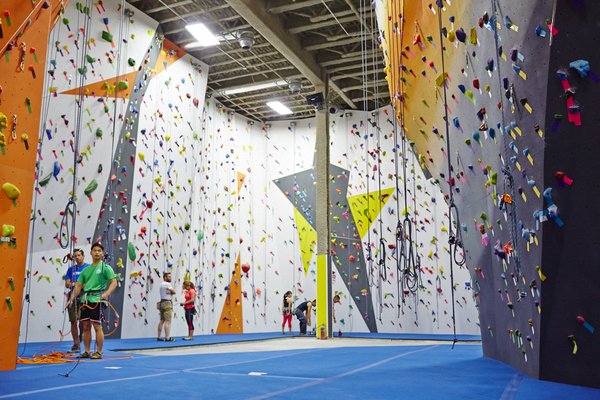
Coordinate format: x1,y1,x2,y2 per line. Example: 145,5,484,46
289,80,302,94
238,31,254,50
329,105,341,114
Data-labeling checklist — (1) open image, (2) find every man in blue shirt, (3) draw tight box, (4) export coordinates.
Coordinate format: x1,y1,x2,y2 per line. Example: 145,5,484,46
64,249,89,352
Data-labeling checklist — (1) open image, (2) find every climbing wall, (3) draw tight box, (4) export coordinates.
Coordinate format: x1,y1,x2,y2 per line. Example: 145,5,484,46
539,1,600,389
20,0,209,342
0,0,63,371
376,0,599,388
16,0,478,345
197,105,478,336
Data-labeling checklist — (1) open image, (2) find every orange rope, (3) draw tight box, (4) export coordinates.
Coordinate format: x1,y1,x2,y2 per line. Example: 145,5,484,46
17,352,77,364
17,352,134,364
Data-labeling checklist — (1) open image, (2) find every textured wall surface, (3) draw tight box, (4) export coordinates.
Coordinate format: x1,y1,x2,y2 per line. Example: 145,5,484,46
0,0,60,371
376,0,599,388
540,0,600,388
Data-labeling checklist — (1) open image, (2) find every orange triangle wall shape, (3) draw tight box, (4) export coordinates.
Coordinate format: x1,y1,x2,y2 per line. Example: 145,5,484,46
237,172,246,195
216,255,244,333
60,38,186,98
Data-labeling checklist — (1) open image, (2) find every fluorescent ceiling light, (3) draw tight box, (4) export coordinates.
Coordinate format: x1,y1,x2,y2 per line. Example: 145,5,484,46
267,101,293,115
221,80,288,96
185,23,219,47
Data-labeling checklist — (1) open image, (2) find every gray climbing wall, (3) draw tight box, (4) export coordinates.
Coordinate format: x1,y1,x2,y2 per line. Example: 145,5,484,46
375,0,599,387
539,0,600,389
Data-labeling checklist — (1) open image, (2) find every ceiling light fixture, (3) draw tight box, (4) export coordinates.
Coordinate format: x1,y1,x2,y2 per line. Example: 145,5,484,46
185,23,219,47
267,101,293,115
220,80,288,96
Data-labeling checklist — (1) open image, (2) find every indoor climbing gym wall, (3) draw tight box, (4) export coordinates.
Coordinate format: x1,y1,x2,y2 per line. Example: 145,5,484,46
194,102,478,336
0,0,65,371
376,0,599,388
13,0,480,348
20,0,209,342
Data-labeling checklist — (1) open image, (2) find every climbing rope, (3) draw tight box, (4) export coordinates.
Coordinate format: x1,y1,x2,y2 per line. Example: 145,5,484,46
490,0,525,293
436,1,458,346
359,0,373,326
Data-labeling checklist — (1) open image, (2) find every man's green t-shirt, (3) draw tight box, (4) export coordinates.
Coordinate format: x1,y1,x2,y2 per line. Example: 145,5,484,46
77,262,116,303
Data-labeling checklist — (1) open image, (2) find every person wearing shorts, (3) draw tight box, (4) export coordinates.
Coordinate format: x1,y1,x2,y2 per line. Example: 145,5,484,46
64,249,89,352
157,271,176,342
67,243,117,360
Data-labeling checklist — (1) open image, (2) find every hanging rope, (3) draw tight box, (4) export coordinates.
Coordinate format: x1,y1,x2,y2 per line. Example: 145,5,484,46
141,104,160,325
490,0,525,293
101,0,128,332
291,122,298,306
359,0,373,326
436,1,459,346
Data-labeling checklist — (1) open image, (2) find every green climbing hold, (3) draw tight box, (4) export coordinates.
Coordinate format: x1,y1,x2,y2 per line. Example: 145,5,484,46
118,81,129,90
197,230,204,240
95,128,103,137
128,58,135,67
128,242,136,261
101,31,113,42
84,179,98,196
38,172,53,187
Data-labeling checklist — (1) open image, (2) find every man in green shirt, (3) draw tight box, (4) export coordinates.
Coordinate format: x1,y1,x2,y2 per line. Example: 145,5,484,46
67,243,117,359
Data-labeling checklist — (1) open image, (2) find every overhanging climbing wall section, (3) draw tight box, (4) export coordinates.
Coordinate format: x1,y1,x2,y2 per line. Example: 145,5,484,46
376,0,554,380
0,0,61,371
539,1,600,389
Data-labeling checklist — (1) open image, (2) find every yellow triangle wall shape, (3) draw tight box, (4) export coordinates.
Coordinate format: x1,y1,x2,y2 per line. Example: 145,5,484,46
348,188,395,238
294,208,317,276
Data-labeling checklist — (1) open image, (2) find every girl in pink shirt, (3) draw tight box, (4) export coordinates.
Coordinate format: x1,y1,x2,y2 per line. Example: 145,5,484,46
180,281,196,340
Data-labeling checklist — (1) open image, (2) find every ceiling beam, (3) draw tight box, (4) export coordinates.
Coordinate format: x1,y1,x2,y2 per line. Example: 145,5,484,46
287,15,355,34
225,0,355,109
342,80,388,92
267,0,334,14
212,74,301,92
352,92,390,102
211,65,296,84
209,51,282,68
304,35,366,51
193,41,270,60
143,1,194,14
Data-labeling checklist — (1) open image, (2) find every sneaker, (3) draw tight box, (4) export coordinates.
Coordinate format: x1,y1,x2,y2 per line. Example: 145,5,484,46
182,337,192,341
90,352,103,360
157,338,165,342
70,344,80,353
165,337,176,342
79,352,90,358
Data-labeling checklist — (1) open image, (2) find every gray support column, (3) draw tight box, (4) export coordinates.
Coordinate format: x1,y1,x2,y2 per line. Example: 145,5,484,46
314,83,331,338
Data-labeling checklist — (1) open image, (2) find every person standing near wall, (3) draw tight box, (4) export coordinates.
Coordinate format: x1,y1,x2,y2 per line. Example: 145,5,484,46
157,272,176,342
66,243,117,359
332,294,341,336
294,299,315,336
64,249,89,353
180,281,196,340
282,291,293,334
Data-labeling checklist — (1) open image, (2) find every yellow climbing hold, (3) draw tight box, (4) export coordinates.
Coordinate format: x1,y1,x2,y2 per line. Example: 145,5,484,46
2,182,21,200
